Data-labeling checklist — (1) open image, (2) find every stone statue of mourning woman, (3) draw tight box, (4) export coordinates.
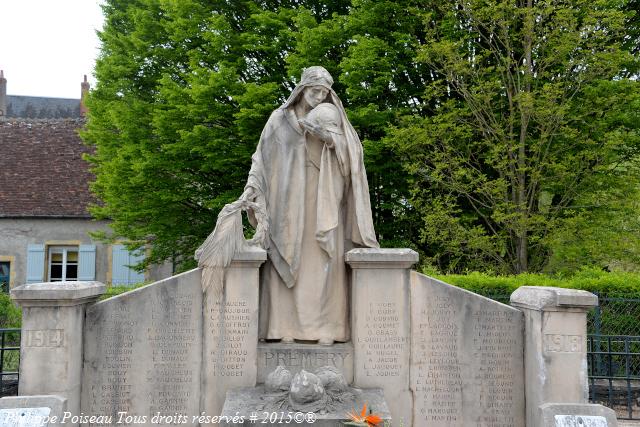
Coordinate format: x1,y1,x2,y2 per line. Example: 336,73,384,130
198,66,378,346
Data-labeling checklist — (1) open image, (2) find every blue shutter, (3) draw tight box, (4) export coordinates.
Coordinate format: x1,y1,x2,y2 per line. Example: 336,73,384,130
128,249,145,284
26,244,45,284
112,244,145,286
78,244,96,281
111,244,129,285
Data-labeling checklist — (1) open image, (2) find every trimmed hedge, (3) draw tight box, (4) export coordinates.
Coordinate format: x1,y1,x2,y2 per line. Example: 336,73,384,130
428,267,640,335
430,267,640,299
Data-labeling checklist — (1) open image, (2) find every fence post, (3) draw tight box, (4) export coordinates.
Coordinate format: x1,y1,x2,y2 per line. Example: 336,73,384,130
593,293,603,375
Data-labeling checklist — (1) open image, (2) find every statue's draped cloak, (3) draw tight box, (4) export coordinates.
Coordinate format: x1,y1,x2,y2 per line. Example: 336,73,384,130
246,86,378,341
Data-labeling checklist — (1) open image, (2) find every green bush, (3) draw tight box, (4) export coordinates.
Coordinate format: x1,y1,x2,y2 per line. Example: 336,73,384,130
0,294,22,373
0,293,21,328
100,283,149,300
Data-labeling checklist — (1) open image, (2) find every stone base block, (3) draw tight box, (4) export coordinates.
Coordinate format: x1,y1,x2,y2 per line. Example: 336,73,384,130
539,403,618,427
221,387,390,427
257,342,353,384
0,395,66,426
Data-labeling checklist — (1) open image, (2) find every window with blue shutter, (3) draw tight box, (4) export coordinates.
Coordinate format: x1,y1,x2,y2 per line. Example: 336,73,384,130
48,246,79,281
78,245,96,281
26,244,45,283
112,244,145,286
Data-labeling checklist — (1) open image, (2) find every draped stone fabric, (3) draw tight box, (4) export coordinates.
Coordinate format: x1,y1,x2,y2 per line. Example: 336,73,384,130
245,66,378,341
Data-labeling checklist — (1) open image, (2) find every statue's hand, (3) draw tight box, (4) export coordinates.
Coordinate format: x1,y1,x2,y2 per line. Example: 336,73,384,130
299,118,333,147
240,186,256,202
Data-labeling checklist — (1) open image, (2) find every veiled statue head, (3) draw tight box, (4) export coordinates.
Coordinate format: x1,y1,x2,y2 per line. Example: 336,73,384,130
284,66,335,109
299,66,333,89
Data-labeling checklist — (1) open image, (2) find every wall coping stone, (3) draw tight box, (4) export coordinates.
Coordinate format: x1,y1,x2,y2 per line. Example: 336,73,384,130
11,281,106,307
345,248,418,269
229,246,267,268
510,286,598,312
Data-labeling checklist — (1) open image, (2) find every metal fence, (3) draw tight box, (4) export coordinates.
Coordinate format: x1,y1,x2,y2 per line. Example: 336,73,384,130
586,297,640,420
589,297,640,336
588,335,640,419
0,328,20,397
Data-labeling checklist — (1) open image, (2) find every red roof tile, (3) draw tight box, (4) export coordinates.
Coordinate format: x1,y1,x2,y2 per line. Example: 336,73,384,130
0,119,95,217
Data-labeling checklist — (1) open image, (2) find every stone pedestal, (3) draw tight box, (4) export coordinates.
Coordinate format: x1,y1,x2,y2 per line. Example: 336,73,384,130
345,248,418,426
220,387,390,427
538,403,617,427
510,286,598,427
11,281,105,423
202,247,266,421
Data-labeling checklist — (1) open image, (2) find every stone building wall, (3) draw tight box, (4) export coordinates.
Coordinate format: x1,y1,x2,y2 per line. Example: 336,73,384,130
0,218,172,288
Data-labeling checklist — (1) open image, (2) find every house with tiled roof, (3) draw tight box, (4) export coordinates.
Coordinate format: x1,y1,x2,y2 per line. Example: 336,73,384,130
0,71,171,291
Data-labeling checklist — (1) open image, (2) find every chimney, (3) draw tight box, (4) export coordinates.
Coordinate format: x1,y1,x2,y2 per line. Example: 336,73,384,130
80,74,90,117
0,70,6,119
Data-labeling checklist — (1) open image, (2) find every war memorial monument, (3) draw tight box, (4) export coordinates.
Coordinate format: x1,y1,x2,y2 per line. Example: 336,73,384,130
1,67,619,426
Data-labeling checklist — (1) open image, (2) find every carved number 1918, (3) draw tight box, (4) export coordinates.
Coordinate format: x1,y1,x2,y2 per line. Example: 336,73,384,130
24,329,65,348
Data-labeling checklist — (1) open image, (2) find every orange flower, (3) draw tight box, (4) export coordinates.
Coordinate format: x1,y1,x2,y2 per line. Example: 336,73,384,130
345,403,383,427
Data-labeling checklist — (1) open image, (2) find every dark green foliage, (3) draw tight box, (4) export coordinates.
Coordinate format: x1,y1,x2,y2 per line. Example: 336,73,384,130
286,0,434,247
625,0,640,54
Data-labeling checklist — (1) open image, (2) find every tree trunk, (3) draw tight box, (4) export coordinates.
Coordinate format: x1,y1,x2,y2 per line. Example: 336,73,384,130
514,0,534,274
516,232,528,273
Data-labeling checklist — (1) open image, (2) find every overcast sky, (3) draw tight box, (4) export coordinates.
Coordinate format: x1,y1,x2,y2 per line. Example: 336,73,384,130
0,0,104,99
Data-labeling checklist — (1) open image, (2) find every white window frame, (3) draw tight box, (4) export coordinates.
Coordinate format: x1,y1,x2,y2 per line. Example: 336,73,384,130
47,246,79,282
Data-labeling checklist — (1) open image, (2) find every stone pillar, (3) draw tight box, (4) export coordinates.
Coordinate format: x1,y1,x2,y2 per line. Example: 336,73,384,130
80,75,90,117
510,286,598,427
0,70,6,118
346,248,418,427
11,281,105,421
202,247,266,420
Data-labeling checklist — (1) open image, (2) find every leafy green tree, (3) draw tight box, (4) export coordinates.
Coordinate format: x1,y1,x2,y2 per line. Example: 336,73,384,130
545,178,640,273
86,0,640,275
389,0,640,273
84,0,351,270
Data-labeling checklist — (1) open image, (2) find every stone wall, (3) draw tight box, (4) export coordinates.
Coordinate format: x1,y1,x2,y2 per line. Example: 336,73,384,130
11,248,599,427
410,272,525,426
81,269,202,426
